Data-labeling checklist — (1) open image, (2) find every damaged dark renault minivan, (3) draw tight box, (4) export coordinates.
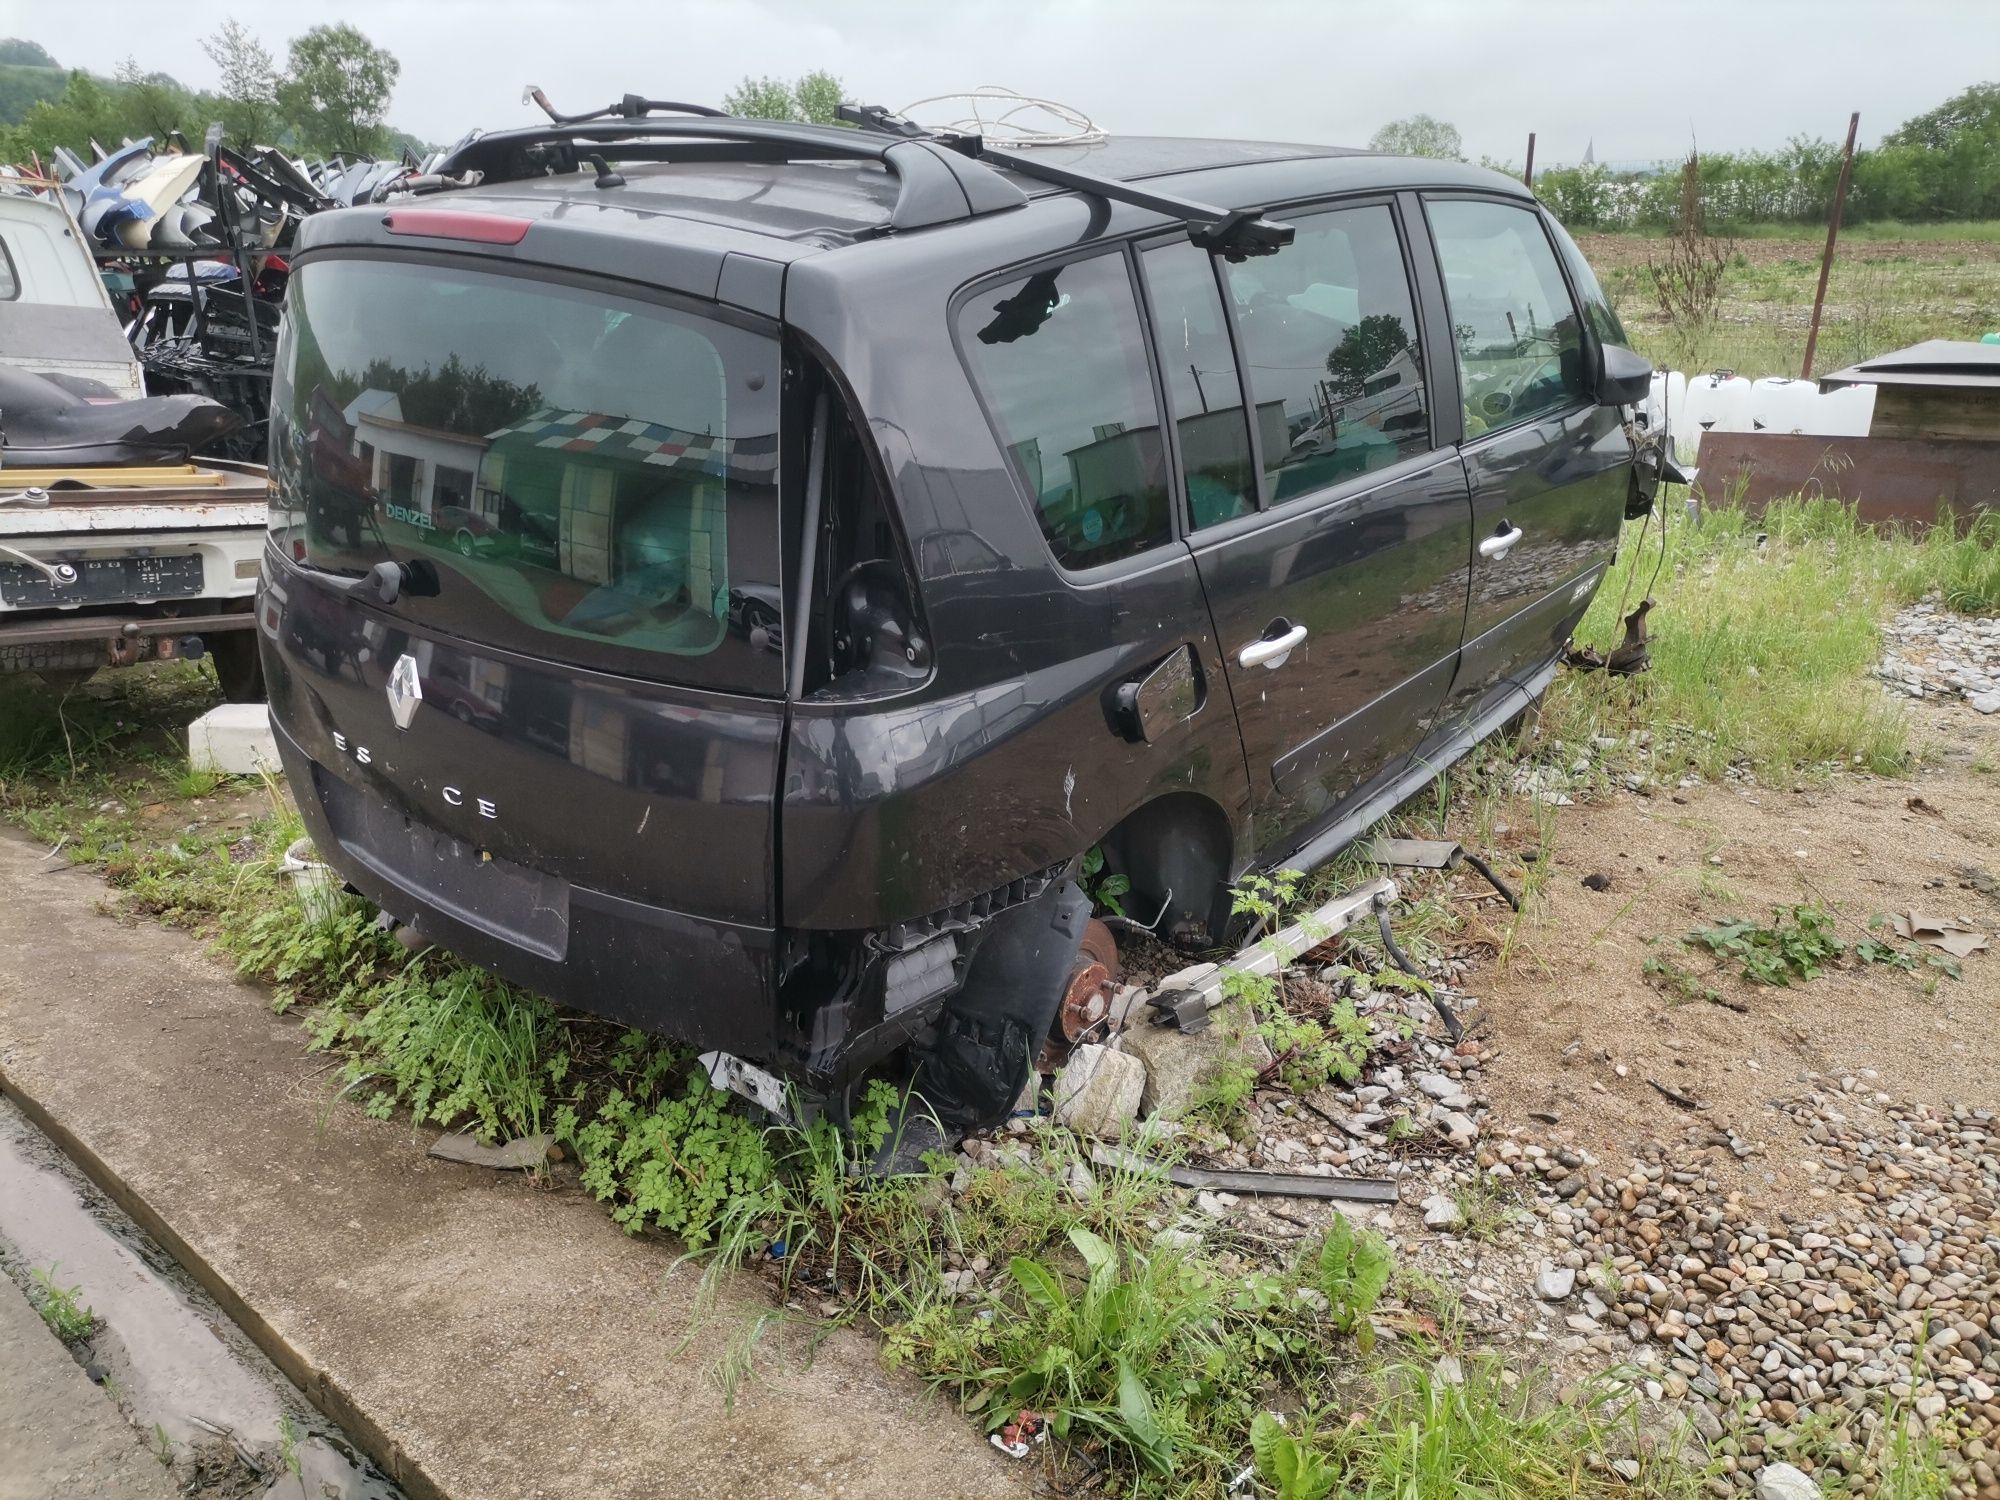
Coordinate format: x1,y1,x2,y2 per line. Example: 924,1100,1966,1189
259,100,1655,1129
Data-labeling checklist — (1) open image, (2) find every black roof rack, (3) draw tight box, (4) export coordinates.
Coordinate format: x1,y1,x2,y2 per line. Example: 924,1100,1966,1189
837,102,1292,256
434,116,1027,233
432,92,1292,254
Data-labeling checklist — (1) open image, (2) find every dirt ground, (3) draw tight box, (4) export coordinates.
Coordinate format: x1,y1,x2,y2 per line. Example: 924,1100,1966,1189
1468,695,2000,1209
1575,235,1997,272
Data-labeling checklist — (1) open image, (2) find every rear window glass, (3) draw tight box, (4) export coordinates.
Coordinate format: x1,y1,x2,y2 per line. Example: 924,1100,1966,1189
958,252,1171,570
268,257,782,693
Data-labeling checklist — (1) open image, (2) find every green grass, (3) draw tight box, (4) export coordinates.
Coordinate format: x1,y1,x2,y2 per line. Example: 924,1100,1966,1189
26,1264,95,1345
1330,1355,1703,1499
1597,220,2000,243
1546,497,2000,782
1583,233,2000,377
15,510,1995,1499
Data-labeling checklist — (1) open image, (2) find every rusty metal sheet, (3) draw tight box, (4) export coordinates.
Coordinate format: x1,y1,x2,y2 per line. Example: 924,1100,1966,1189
1692,432,2000,530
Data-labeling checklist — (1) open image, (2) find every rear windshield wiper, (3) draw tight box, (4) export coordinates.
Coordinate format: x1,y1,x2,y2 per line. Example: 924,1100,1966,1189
300,556,439,606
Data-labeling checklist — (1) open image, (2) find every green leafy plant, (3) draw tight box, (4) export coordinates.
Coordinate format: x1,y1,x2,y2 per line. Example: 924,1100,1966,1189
1230,869,1304,929
1642,953,1727,1007
1250,1412,1337,1500
562,1068,778,1248
988,1228,1191,1473
1689,904,1844,984
27,1265,94,1345
1079,845,1131,918
278,1413,302,1477
1257,998,1373,1094
1307,1213,1393,1346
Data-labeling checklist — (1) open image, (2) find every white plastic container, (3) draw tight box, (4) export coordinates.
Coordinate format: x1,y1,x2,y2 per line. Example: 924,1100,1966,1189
1815,382,1877,436
1748,376,1819,435
280,837,345,925
1688,372,1754,432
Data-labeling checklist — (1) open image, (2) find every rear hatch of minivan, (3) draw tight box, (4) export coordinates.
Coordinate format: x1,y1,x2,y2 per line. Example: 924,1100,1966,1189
259,226,792,1052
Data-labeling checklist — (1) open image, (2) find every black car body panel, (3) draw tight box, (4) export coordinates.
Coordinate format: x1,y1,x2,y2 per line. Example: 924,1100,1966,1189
259,125,1644,1107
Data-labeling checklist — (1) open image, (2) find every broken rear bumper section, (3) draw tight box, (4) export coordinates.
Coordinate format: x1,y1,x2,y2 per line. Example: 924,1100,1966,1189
274,713,1085,1115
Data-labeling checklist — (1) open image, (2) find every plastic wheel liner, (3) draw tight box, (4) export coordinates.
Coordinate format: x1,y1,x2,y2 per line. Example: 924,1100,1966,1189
909,878,1092,1130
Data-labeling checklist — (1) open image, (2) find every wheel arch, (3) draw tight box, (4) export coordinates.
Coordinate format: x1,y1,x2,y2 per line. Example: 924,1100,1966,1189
1092,788,1237,946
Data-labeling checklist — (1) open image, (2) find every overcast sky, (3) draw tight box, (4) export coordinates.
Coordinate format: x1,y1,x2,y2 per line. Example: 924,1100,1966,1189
7,0,1994,166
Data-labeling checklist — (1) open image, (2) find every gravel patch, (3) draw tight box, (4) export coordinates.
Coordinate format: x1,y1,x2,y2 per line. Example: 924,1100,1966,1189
1503,1076,1999,1496
1878,600,2000,711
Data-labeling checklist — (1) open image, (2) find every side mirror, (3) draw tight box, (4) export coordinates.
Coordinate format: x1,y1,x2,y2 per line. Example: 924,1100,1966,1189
1597,343,1653,408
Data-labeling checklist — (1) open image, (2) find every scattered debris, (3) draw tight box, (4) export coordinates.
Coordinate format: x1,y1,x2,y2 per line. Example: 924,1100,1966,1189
1088,1146,1400,1206
1646,1078,1701,1111
1889,911,1990,959
1877,599,2000,708
989,1410,1049,1460
1582,872,1613,892
426,1132,555,1171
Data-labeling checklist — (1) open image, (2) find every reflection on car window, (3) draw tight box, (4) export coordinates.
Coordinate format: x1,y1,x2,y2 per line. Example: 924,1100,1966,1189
1428,200,1590,437
267,259,782,691
1545,214,1630,352
1141,240,1257,530
1223,204,1430,504
959,253,1171,569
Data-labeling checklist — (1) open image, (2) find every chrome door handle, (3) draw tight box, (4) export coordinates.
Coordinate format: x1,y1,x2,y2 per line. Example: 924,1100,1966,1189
1479,525,1525,560
1239,623,1308,670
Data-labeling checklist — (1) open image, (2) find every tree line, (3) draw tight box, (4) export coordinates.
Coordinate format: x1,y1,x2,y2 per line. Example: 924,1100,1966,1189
0,22,413,166
1378,86,2000,230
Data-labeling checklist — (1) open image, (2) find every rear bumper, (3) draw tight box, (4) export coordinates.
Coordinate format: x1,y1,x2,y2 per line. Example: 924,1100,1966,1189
269,712,785,1063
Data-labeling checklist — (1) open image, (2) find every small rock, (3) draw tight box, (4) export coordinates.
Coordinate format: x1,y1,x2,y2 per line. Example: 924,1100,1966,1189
1118,1001,1272,1119
1422,1193,1465,1231
1053,1044,1145,1138
1535,1263,1577,1301
1971,689,2000,714
1755,1461,1822,1500
1434,1109,1479,1147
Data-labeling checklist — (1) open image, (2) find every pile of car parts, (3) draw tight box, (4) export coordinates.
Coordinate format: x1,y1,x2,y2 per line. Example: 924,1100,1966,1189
6,129,475,461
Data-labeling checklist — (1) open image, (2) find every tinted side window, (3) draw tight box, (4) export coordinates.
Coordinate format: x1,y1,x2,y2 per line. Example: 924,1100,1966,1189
1223,204,1430,505
1140,240,1257,530
1428,199,1591,436
959,254,1171,569
1545,214,1630,350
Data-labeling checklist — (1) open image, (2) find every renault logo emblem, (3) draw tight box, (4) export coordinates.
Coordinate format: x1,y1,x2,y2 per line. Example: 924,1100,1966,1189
386,653,423,730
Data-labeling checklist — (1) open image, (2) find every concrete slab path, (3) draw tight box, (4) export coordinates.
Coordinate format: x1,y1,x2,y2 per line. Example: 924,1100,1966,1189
0,1270,181,1500
0,830,1027,1500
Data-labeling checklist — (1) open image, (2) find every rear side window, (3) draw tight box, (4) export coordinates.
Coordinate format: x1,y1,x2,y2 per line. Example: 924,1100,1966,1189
959,253,1171,570
1140,239,1257,530
1222,203,1431,505
0,239,16,301
269,257,782,693
1427,199,1591,437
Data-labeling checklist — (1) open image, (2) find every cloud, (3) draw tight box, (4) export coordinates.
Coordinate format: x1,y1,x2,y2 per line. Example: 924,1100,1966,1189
16,0,1995,166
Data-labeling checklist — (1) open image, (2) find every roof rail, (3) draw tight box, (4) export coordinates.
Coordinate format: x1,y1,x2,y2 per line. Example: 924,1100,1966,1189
433,117,1027,233
838,102,1293,256
434,92,1291,253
